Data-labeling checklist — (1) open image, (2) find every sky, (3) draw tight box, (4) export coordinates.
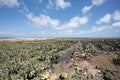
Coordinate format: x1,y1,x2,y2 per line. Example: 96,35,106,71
0,0,120,38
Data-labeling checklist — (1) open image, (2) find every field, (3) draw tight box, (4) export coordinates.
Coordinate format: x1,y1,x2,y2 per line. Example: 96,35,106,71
0,38,120,80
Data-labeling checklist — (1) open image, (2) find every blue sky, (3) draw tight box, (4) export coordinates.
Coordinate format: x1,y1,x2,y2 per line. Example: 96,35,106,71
0,0,120,38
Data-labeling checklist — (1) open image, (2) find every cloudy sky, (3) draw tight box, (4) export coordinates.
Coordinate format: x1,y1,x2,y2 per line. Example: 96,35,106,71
0,0,120,38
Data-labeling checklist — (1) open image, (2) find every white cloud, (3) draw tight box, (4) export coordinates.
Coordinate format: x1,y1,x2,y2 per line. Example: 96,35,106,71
96,13,112,24
0,31,6,35
92,0,105,6
25,8,89,30
56,0,71,9
10,29,26,36
96,10,120,25
0,0,19,8
24,6,88,30
54,16,89,30
90,25,111,32
46,0,53,9
79,16,89,25
82,0,105,15
113,10,120,21
19,6,30,15
82,5,93,15
112,21,120,27
76,25,112,35
27,13,60,28
0,29,26,36
38,0,43,3
55,25,112,37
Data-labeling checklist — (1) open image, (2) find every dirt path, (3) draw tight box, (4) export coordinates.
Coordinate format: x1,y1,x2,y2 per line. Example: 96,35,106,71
91,54,115,68
90,43,101,52
57,45,75,63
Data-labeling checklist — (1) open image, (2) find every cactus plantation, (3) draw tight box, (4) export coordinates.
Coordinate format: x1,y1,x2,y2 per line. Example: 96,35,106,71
0,38,120,80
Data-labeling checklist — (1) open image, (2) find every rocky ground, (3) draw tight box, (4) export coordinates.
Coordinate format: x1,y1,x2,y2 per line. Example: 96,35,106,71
40,41,120,80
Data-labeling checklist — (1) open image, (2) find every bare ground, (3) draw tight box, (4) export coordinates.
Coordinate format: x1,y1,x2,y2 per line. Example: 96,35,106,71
0,38,52,42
